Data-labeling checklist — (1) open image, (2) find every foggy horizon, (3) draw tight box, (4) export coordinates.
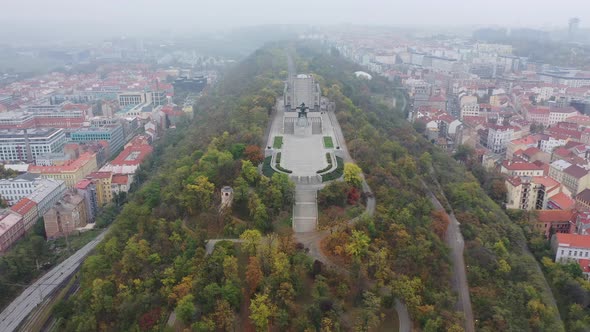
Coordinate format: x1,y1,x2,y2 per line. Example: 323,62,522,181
1,0,589,43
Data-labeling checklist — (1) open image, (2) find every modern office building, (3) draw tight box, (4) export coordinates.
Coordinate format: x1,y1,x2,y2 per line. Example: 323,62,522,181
70,124,125,157
118,91,151,107
0,128,67,162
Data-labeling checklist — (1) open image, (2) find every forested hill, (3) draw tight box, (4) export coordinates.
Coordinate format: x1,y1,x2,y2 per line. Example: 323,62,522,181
54,45,293,330
55,42,562,331
295,43,564,331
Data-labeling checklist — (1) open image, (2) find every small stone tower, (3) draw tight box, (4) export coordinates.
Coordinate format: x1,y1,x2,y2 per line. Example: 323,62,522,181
220,186,234,209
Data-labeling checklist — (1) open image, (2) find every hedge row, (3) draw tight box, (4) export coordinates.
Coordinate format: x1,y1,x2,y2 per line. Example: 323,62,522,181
321,156,344,182
317,153,333,174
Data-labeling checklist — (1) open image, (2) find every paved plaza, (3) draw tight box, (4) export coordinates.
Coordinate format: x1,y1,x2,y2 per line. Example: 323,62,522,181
280,112,335,176
267,95,341,233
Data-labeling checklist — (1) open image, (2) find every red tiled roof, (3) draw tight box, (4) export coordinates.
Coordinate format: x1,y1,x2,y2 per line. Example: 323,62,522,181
549,192,575,210
576,189,590,203
537,209,575,222
564,165,588,179
111,174,129,185
578,258,590,274
502,161,543,171
75,179,93,189
533,176,559,188
111,145,153,166
555,233,590,249
506,176,521,186
29,152,96,174
523,146,542,156
89,171,112,179
11,198,37,216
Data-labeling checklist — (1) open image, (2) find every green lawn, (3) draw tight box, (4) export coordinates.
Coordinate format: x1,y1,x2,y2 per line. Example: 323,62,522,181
273,136,283,149
323,136,334,148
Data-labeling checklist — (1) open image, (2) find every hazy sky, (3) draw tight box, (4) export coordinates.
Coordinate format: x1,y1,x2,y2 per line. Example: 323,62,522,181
1,0,589,39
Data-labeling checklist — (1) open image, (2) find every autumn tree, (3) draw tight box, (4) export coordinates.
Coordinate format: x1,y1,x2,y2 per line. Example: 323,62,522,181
213,299,235,331
250,293,274,331
344,163,363,187
345,230,370,260
246,256,263,295
244,145,264,165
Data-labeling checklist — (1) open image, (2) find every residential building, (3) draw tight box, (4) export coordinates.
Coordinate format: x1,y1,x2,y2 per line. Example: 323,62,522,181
0,212,25,252
43,192,88,239
552,233,590,262
75,179,98,222
0,173,40,206
547,192,575,210
88,172,113,207
111,174,130,195
548,107,579,125
540,137,567,154
535,210,575,238
505,175,565,210
506,135,542,159
575,189,590,212
487,125,516,154
501,161,544,177
562,164,590,195
27,178,67,220
552,232,590,280
10,198,38,232
28,152,98,187
549,160,573,183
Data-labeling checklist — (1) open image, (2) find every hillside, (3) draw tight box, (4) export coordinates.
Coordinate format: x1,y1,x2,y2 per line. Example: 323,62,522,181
54,41,564,332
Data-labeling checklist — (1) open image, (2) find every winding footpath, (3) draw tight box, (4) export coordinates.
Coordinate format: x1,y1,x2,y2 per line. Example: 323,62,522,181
422,181,475,332
295,105,411,332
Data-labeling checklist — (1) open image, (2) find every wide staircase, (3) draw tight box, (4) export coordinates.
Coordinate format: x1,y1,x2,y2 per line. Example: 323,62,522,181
292,187,318,232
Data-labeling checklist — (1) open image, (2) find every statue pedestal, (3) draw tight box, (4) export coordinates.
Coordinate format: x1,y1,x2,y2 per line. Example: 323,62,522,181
295,125,311,137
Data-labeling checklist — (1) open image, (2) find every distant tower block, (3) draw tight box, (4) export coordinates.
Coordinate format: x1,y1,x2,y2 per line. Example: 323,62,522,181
220,186,234,209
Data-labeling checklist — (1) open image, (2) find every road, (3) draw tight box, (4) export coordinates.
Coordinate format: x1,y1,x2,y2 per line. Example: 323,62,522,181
422,181,475,332
0,230,107,332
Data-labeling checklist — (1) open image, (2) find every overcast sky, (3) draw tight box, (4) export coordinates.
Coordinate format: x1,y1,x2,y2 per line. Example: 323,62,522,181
1,0,589,40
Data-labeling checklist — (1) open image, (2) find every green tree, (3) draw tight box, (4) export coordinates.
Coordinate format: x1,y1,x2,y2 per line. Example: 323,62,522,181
184,175,215,214
240,229,262,255
175,294,196,325
242,160,259,185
